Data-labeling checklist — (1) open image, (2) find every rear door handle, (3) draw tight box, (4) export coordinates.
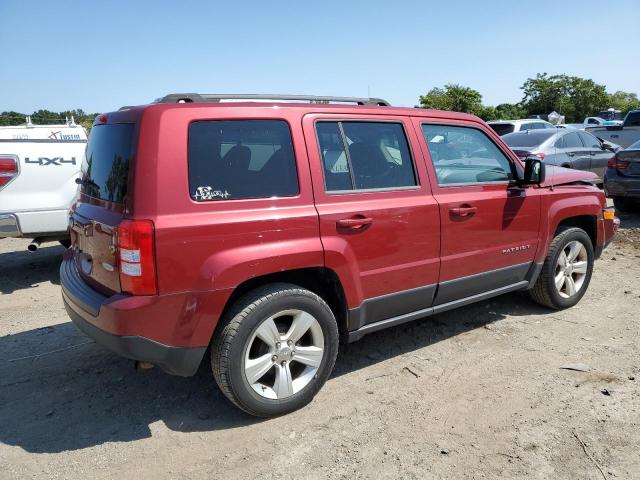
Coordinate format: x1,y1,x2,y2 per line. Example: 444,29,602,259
590,151,596,156
567,152,575,157
450,206,477,217
336,217,373,229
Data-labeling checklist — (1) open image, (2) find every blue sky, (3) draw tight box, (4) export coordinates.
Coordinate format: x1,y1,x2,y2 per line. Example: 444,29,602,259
1,0,638,113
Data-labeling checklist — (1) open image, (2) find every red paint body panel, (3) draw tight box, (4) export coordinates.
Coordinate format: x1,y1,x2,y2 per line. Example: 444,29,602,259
302,113,440,308
63,102,617,355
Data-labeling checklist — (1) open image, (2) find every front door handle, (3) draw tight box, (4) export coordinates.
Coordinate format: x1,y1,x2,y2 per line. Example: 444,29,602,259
337,217,373,229
590,151,596,156
450,206,478,217
567,152,576,157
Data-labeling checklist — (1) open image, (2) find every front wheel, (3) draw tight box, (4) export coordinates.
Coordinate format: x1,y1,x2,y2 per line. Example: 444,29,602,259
529,227,594,309
211,283,339,417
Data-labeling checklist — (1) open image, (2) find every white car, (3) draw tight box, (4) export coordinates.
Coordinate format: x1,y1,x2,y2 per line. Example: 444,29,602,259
487,119,556,136
0,118,87,250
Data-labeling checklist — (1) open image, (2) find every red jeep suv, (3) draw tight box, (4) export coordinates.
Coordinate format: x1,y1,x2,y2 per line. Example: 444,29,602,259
61,94,618,416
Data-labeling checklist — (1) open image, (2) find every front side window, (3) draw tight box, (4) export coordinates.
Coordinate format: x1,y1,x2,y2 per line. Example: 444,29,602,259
316,121,417,191
562,132,583,149
421,124,514,185
188,120,298,201
578,131,601,148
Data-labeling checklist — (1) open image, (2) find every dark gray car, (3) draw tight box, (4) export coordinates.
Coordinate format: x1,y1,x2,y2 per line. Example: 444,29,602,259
604,139,640,212
503,129,616,183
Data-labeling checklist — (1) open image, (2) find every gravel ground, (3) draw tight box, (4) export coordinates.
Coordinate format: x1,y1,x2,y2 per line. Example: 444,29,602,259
1,214,639,480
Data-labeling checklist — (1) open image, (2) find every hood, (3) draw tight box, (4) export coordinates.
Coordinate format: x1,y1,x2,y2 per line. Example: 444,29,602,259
539,165,598,187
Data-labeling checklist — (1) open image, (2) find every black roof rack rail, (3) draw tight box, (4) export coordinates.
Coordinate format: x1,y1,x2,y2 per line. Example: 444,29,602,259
154,93,390,106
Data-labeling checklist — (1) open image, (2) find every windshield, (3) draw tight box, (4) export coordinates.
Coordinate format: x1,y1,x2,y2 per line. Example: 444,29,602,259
81,124,135,204
503,131,556,148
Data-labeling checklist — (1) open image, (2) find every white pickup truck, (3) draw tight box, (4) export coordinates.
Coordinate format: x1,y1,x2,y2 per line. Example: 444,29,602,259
0,119,87,250
587,110,640,149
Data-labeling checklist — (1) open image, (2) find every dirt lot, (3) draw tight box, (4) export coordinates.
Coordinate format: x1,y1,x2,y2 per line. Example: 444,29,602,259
1,216,639,480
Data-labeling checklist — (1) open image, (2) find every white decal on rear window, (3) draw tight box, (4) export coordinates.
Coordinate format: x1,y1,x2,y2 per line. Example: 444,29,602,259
194,186,231,200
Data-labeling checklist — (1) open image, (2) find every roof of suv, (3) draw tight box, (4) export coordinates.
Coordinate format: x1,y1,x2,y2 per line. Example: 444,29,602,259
104,93,484,125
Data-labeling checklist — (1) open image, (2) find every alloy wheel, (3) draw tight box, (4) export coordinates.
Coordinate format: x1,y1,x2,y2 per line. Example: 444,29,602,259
244,309,325,400
554,240,588,299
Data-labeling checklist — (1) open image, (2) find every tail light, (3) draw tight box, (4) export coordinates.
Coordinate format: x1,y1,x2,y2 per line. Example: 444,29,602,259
116,219,157,295
0,156,19,189
608,153,629,171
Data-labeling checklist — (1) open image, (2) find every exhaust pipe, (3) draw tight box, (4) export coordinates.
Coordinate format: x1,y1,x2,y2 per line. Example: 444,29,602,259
135,360,155,372
28,238,42,252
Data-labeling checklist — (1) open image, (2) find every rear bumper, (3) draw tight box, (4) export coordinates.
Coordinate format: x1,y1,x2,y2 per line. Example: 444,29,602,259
0,209,70,237
604,169,640,198
0,213,21,237
60,254,206,376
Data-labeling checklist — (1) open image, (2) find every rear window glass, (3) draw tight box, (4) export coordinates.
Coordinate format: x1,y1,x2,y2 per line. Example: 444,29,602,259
489,124,515,136
626,112,640,127
82,123,135,203
188,120,298,201
503,131,555,148
316,121,417,191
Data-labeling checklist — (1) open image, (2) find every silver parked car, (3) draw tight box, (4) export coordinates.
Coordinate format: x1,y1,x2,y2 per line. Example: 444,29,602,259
488,119,556,136
502,129,617,184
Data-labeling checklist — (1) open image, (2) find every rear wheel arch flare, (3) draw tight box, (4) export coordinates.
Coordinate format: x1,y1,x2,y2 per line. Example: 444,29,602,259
218,267,349,338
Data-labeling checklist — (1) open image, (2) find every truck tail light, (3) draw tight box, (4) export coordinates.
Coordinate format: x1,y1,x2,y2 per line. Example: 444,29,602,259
116,219,157,295
607,153,629,172
0,156,18,189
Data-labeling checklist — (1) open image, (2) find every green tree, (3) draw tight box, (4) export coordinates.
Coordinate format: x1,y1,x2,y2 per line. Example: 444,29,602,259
0,111,27,126
607,91,640,115
520,73,609,122
494,103,527,120
419,84,484,116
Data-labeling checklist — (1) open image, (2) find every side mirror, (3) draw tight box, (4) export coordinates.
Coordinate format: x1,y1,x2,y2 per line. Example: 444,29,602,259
521,157,545,185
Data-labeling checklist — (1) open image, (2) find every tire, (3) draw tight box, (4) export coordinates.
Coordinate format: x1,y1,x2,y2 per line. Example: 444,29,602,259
59,239,71,248
613,197,636,213
211,283,339,417
529,227,594,310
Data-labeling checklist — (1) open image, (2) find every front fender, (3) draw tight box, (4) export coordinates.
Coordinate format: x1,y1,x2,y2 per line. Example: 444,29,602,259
537,188,603,263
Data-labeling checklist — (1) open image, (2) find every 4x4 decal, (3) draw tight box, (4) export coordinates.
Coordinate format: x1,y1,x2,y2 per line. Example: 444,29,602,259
25,157,77,166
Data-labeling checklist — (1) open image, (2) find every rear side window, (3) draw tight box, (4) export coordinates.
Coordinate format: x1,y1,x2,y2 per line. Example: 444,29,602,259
316,121,417,191
422,124,513,185
82,123,135,203
488,123,515,136
188,120,298,201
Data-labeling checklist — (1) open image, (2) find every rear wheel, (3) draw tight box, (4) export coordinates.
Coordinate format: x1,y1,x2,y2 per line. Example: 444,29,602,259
211,283,339,417
59,239,71,248
530,227,594,309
